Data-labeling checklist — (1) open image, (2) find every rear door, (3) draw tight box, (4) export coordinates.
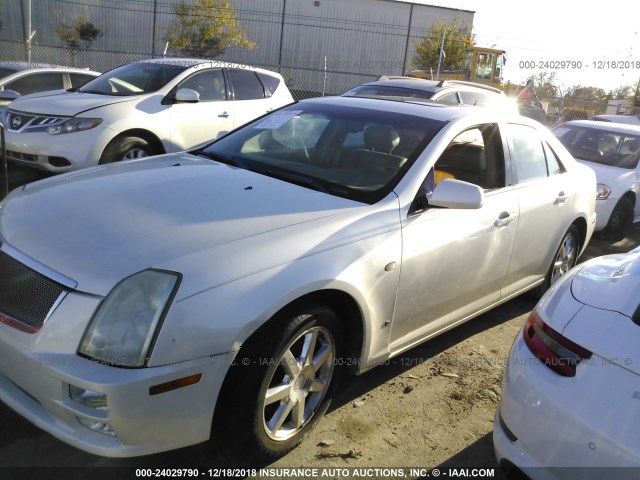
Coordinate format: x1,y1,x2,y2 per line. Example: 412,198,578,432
226,69,275,128
501,123,576,296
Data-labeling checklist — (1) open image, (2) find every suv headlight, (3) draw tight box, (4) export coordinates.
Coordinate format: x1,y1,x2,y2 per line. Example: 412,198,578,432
596,183,611,200
46,117,102,135
78,270,180,367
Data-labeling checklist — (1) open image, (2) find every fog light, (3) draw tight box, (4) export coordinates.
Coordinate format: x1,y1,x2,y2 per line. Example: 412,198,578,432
69,385,107,410
77,417,115,436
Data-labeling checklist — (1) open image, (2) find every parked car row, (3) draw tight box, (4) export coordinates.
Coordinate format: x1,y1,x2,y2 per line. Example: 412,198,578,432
0,57,637,476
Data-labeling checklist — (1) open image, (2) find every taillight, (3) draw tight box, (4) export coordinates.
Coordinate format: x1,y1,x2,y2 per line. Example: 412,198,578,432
523,310,592,377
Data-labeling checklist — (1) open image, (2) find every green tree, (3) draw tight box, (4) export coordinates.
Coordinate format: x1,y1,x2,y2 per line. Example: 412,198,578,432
532,72,559,98
54,13,102,49
608,84,634,100
565,85,608,102
165,0,256,58
413,16,473,71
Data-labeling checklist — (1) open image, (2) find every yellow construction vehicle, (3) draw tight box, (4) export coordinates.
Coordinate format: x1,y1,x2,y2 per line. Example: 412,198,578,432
407,45,506,87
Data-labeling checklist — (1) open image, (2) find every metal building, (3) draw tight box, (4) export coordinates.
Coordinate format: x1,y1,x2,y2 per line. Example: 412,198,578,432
1,0,474,96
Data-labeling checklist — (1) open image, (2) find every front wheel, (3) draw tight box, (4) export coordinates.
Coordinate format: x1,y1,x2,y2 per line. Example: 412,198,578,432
99,136,156,164
213,305,344,461
534,225,579,297
597,197,634,242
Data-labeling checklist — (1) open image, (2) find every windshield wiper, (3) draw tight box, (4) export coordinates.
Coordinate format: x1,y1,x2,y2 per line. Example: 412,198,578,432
259,169,332,194
193,150,247,169
79,89,108,95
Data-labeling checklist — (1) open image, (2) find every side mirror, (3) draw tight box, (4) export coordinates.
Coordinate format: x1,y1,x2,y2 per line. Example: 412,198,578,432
174,88,200,103
429,179,484,209
0,90,20,102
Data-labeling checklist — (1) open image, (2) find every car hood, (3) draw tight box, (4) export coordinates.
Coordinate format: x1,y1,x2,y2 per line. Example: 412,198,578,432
0,153,370,297
8,90,138,116
576,159,635,185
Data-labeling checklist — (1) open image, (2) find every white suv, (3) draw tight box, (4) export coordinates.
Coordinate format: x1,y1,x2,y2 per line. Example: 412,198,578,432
2,59,294,172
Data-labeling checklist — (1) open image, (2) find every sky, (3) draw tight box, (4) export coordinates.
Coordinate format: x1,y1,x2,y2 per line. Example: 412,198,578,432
402,0,640,93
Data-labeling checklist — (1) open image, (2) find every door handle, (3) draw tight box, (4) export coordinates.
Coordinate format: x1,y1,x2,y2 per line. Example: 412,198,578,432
218,111,230,118
555,191,568,205
494,211,517,228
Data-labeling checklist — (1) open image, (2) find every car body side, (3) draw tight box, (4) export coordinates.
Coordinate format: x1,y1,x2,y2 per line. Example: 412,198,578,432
0,100,596,456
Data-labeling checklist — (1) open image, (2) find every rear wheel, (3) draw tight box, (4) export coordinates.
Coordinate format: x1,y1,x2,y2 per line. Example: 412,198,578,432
597,197,634,242
213,304,344,462
100,136,156,164
534,225,579,297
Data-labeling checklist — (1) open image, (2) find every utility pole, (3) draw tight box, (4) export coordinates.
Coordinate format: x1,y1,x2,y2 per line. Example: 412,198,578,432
436,28,446,79
26,0,36,66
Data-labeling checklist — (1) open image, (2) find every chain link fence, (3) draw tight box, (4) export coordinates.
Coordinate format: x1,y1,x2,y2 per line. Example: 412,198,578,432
4,40,640,119
0,40,377,100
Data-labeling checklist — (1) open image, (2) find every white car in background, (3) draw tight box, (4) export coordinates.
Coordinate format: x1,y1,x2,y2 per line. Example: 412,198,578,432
2,58,293,172
494,247,640,479
553,120,640,240
0,62,100,115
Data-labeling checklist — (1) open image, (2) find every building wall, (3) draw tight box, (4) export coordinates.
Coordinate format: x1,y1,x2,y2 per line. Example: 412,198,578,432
0,0,473,95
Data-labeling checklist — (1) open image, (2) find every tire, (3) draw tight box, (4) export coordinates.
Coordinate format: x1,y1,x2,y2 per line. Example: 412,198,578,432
99,136,155,164
213,304,344,462
534,225,579,297
597,197,634,242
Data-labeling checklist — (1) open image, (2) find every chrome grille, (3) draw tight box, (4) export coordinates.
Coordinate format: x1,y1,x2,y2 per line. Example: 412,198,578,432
6,111,67,132
0,250,68,333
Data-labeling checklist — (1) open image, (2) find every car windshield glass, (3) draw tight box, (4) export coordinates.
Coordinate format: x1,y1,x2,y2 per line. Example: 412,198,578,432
199,100,445,203
344,84,437,99
554,125,640,169
78,62,189,96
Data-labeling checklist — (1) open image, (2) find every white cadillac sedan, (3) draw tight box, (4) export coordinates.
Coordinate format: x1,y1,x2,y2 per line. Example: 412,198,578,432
494,247,640,479
553,120,640,240
0,96,595,459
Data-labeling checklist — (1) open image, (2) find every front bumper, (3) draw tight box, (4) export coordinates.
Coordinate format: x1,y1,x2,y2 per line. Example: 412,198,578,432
594,198,617,231
2,125,114,173
0,323,231,457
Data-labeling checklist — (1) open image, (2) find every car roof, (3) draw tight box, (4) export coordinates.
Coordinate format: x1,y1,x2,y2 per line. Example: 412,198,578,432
298,95,518,124
360,78,504,95
0,62,99,74
138,58,261,71
559,120,640,135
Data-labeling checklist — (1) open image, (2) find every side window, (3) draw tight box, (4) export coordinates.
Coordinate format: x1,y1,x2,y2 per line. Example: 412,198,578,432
507,124,549,182
178,69,226,101
5,72,64,95
257,72,281,96
431,123,505,192
543,142,564,175
437,92,460,105
459,91,485,106
69,73,97,88
227,70,265,100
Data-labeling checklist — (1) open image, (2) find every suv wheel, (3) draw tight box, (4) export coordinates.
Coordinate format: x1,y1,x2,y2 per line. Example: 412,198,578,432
100,136,155,164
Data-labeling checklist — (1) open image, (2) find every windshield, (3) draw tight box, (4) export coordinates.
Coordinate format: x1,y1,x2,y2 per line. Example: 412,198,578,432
554,125,640,169
78,62,189,96
199,100,445,204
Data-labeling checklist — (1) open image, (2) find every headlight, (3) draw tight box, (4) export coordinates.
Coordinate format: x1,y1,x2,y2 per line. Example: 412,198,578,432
78,270,180,367
46,117,102,135
596,183,611,200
